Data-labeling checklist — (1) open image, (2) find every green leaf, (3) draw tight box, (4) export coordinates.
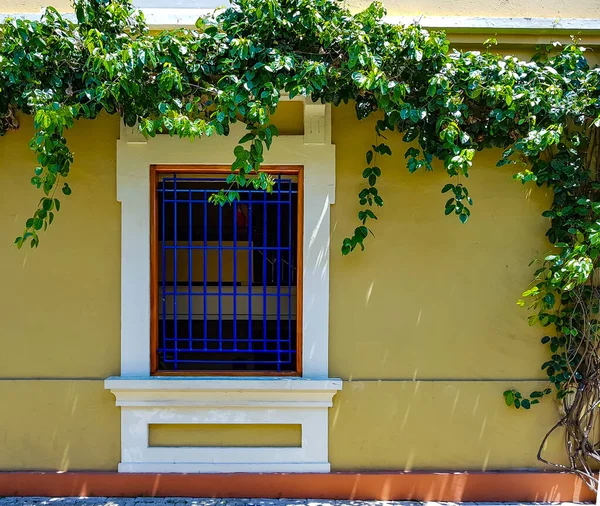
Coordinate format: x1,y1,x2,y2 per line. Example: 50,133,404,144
234,145,247,159
341,239,352,255
239,133,255,143
403,128,419,143
352,72,367,86
42,198,53,211
252,140,263,156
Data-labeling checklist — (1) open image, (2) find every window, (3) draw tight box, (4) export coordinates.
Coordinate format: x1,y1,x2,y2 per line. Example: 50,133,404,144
150,165,303,375
107,102,341,473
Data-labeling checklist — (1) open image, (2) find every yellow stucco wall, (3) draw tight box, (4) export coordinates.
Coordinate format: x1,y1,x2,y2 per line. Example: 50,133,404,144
326,103,565,469
351,0,600,18
0,113,121,379
1,0,599,19
0,380,119,471
330,104,552,382
0,95,569,471
329,380,565,470
149,424,302,448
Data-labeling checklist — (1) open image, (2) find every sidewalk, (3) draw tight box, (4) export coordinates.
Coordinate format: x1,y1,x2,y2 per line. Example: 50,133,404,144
0,500,590,506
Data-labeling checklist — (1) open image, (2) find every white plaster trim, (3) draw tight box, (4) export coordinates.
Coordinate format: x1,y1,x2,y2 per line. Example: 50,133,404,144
118,463,331,472
116,100,335,378
105,377,340,473
386,16,600,32
135,0,224,7
141,8,215,29
109,98,339,473
105,376,343,407
2,10,600,33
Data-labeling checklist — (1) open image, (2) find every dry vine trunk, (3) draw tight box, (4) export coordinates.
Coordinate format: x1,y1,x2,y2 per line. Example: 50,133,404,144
538,125,600,491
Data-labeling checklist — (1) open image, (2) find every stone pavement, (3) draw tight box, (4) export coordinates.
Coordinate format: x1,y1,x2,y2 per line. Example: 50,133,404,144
0,500,590,506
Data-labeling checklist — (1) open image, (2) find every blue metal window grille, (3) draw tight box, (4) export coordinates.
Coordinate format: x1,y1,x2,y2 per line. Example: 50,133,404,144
155,172,300,373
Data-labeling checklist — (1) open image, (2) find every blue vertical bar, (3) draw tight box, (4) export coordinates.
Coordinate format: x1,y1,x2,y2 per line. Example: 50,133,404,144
263,184,268,351
248,189,253,350
161,178,167,364
218,204,223,351
233,199,237,351
173,174,178,370
203,189,208,351
188,188,193,351
276,176,282,371
288,179,293,364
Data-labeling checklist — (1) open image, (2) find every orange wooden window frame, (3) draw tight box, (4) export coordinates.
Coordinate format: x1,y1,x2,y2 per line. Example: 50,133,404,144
150,164,304,376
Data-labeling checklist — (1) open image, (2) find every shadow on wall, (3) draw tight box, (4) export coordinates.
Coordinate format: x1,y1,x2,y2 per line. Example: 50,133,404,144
326,102,567,473
328,379,570,472
0,380,120,471
0,113,122,472
329,102,554,381
0,103,576,479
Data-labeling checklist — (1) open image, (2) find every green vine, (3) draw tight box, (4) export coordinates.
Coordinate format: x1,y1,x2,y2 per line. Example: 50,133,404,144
3,0,600,488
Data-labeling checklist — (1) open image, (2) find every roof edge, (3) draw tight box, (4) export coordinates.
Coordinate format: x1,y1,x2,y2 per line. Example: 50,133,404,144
1,10,600,43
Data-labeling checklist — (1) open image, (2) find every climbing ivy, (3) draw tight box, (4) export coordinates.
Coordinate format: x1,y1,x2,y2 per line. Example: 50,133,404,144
3,0,600,488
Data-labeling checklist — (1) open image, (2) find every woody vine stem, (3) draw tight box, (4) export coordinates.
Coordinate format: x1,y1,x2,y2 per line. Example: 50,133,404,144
2,0,600,488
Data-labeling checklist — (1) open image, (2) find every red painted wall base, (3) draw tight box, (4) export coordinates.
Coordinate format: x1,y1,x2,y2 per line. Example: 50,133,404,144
0,471,595,501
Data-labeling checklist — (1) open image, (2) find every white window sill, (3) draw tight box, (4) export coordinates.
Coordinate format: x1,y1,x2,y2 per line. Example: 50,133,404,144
105,376,342,407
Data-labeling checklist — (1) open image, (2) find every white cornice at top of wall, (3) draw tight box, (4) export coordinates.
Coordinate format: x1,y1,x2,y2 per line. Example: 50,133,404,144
2,6,600,34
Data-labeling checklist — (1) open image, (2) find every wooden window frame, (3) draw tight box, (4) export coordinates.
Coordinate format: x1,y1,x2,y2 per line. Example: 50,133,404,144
149,164,304,376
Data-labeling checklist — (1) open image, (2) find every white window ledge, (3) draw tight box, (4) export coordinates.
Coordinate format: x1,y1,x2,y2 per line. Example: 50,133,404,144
105,376,342,473
105,376,342,407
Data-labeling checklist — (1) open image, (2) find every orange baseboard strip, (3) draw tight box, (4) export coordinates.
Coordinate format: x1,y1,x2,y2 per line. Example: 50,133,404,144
0,472,594,502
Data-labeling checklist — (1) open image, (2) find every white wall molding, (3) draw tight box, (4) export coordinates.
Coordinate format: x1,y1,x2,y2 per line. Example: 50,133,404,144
108,98,340,473
387,16,600,33
115,99,335,378
105,377,341,473
3,10,600,35
304,104,330,145
105,377,342,407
